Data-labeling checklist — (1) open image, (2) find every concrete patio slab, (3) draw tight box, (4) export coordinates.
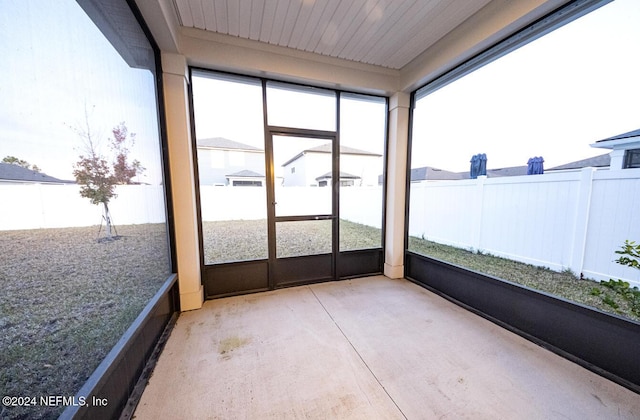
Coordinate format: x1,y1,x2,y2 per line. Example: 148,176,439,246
135,276,640,419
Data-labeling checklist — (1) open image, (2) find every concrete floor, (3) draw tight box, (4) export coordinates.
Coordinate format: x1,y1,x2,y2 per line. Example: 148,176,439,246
135,276,640,419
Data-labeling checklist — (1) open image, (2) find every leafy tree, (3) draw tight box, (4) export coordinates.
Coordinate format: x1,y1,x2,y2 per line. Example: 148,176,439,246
72,115,143,240
2,156,41,172
109,122,145,185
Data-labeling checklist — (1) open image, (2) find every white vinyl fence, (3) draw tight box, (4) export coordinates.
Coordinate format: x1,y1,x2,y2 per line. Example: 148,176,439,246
198,185,383,228
4,170,638,287
409,167,640,287
0,184,166,230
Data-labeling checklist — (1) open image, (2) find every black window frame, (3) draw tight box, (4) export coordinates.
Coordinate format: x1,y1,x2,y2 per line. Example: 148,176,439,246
624,148,640,169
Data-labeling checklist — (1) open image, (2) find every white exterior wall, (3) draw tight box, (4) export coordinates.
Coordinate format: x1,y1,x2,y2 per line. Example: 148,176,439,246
340,154,382,187
282,152,381,187
303,153,330,186
282,154,314,186
197,149,265,186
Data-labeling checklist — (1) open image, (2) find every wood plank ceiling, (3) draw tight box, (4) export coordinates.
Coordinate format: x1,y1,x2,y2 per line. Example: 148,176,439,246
172,0,493,70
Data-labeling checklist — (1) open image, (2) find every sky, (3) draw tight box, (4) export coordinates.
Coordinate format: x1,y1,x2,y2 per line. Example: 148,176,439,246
1,0,638,182
411,0,640,172
0,0,164,184
191,74,387,176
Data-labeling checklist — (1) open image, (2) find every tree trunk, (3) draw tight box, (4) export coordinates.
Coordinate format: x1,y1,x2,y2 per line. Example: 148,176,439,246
102,202,112,238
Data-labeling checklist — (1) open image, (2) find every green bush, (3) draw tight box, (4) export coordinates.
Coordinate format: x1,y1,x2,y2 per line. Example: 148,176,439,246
597,240,640,317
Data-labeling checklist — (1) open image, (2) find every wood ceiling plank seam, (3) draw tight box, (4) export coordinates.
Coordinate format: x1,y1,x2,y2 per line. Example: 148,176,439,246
322,0,362,57
201,0,217,31
226,0,240,36
362,0,442,68
277,0,302,47
248,0,265,41
337,0,394,60
331,0,375,59
314,0,355,56
171,0,184,26
306,0,343,53
359,0,434,66
188,0,206,30
213,0,228,34
386,1,477,69
348,0,416,65
389,3,461,67
238,0,252,38
268,0,291,45
258,1,278,43
175,0,194,27
295,0,329,52
286,0,315,49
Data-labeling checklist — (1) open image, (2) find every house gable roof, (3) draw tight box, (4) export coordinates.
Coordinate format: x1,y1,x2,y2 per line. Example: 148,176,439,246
315,171,361,181
225,169,264,178
591,128,640,151
547,153,610,171
410,166,466,181
486,166,529,177
197,137,263,152
305,143,381,156
409,164,531,181
0,163,69,183
281,143,381,167
596,128,640,143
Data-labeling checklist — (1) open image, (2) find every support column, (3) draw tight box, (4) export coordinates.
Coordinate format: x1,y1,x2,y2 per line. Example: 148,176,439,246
384,92,410,279
162,53,203,311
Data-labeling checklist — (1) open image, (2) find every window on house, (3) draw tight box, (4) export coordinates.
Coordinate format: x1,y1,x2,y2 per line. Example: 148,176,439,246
624,149,640,169
408,0,640,322
0,0,172,418
291,167,295,173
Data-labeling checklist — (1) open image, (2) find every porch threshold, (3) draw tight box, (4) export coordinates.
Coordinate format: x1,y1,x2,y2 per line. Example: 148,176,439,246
134,276,640,419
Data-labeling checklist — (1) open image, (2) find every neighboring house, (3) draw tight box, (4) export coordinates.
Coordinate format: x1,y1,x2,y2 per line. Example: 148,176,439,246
405,164,529,183
546,153,610,172
281,143,381,187
225,169,265,187
591,128,640,169
408,166,466,182
0,163,71,184
315,171,361,187
486,165,529,177
196,137,265,186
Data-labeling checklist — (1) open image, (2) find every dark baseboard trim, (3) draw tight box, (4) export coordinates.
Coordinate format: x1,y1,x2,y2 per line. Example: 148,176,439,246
405,252,640,394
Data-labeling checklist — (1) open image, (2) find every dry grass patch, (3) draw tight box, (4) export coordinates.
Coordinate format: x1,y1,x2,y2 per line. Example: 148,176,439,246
0,224,171,420
409,236,640,322
201,219,382,264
